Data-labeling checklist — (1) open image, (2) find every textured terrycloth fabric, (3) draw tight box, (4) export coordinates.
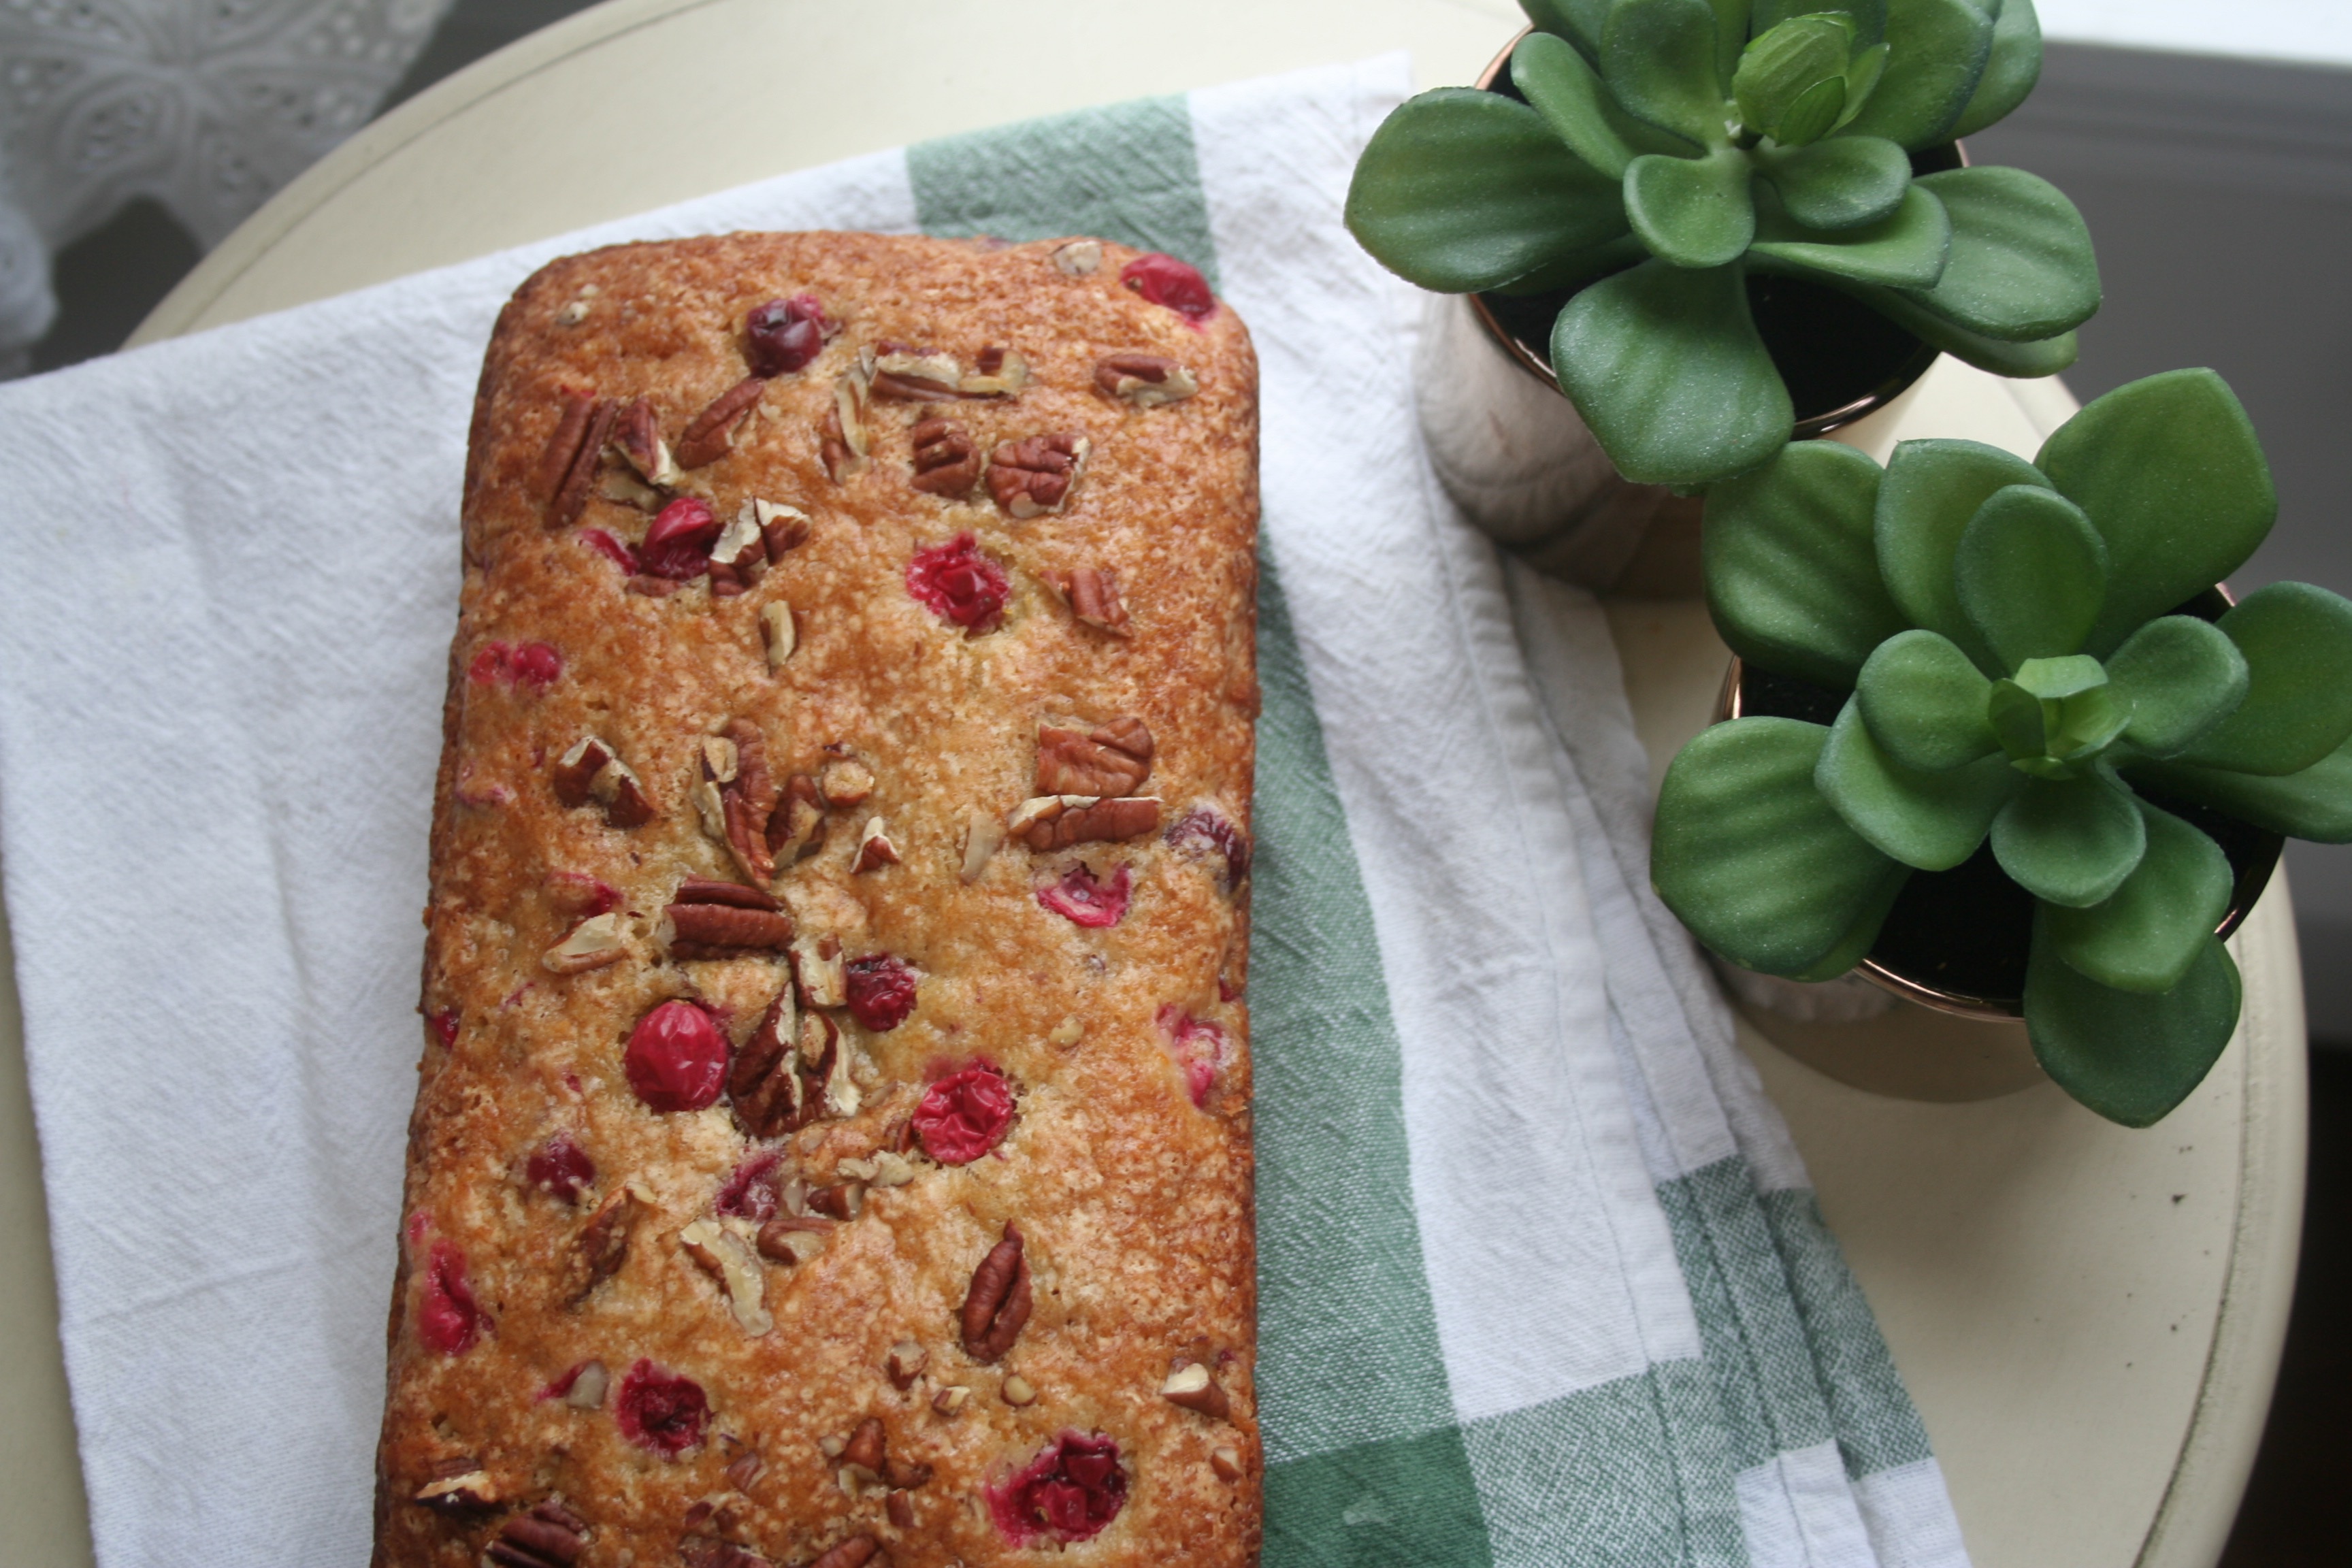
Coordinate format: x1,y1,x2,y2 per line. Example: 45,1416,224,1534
0,56,1966,1568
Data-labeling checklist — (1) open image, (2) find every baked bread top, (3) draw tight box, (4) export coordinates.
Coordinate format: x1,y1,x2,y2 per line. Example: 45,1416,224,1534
380,232,1260,1568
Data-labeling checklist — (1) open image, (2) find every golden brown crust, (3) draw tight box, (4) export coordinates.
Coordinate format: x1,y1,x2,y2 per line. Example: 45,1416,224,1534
377,233,1259,1568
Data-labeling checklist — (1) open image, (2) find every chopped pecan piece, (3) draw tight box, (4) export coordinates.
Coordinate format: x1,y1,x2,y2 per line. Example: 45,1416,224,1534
756,1215,831,1264
563,1185,642,1305
549,737,613,807
768,774,827,862
679,1219,773,1335
871,344,965,399
960,346,1030,397
414,1458,497,1512
486,1499,589,1568
1053,239,1103,276
1095,352,1200,407
821,364,872,481
1211,1446,1245,1482
676,376,767,469
681,1540,772,1568
610,396,679,487
1162,1360,1232,1419
960,810,1005,883
544,912,629,975
960,1221,1032,1363
852,819,900,873
760,601,797,669
1049,568,1132,636
909,418,981,497
886,1492,915,1530
1036,717,1154,796
806,1536,881,1568
749,498,811,559
626,574,681,598
886,1340,928,1390
1009,794,1162,852
842,1418,885,1473
818,758,875,807
706,506,767,599
932,1384,970,1416
726,1452,764,1492
552,738,655,828
693,720,780,885
806,1181,864,1220
793,935,847,1009
986,432,1090,519
730,992,804,1138
536,389,597,502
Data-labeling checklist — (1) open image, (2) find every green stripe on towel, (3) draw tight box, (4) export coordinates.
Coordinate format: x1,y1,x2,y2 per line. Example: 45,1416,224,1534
1761,1190,1933,1480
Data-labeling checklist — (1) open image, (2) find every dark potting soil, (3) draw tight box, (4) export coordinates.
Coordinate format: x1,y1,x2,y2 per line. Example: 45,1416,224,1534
1737,649,2283,1009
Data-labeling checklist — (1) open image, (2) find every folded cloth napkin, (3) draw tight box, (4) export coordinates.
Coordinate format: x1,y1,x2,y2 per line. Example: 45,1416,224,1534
0,56,1968,1568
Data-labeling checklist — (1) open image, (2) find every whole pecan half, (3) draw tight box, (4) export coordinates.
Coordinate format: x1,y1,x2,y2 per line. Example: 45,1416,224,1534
1010,795,1162,852
536,389,598,498
668,903,795,960
1095,352,1200,407
1049,568,1132,637
909,419,981,497
986,433,1090,519
806,1536,880,1568
562,1186,642,1306
1036,717,1154,797
609,397,679,488
675,376,768,469
960,1220,1032,1362
548,398,619,529
487,1500,590,1568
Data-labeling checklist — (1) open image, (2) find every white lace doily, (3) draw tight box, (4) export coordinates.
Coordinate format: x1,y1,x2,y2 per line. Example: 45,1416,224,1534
0,0,453,370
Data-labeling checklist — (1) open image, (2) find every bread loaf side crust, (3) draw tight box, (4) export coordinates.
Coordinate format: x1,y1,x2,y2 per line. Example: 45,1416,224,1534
376,233,1259,1568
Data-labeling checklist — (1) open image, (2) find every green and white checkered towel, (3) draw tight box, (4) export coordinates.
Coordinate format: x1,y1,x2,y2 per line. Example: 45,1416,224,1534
0,55,1965,1568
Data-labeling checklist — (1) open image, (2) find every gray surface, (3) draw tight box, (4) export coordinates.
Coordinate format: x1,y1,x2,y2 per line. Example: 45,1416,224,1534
1969,43,2352,1041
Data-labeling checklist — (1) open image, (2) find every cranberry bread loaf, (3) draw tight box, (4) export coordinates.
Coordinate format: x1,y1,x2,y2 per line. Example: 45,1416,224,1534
378,233,1260,1568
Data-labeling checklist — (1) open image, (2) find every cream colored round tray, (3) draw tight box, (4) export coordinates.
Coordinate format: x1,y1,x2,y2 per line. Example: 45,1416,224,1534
0,3,2302,1566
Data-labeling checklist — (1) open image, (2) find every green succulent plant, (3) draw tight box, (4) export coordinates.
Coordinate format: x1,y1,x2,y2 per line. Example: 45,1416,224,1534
1651,369,2352,1126
1345,0,2097,486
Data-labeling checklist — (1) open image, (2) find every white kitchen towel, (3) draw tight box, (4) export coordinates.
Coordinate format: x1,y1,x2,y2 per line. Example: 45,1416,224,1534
0,55,1966,1568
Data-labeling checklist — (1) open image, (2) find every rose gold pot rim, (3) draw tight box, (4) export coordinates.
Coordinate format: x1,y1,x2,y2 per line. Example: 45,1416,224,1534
1467,27,1950,444
1711,600,2280,1022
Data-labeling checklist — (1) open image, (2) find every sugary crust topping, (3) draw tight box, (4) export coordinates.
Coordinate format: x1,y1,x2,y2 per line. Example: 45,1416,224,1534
387,233,1260,1568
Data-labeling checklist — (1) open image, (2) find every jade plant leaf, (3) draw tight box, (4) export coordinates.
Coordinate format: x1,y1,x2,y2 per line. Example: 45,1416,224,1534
2045,799,2231,994
1838,0,1993,149
1733,14,1853,142
1846,285,2078,377
1625,149,1758,267
1552,259,1793,485
1516,30,1650,180
2026,916,2242,1128
1987,655,2127,776
1604,0,1736,146
2133,736,2352,844
1748,182,1950,289
1990,768,2146,907
1705,438,1908,687
1751,0,1887,49
1895,167,2098,342
2103,615,2248,759
2177,583,2352,777
1856,629,1999,770
1345,91,1629,293
1754,134,1910,230
1952,483,2107,671
1653,717,1910,975
2036,369,2276,655
1950,0,2042,138
1875,438,2050,673
1816,700,2021,869
1521,0,1613,63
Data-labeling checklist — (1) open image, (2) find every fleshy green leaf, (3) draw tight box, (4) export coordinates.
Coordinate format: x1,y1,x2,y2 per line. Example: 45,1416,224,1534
1751,0,1887,49
2176,582,2352,777
1748,182,1950,288
1844,282,2078,376
1989,655,2127,777
1521,0,1612,63
1953,483,2107,671
1345,91,1629,293
2132,734,2352,843
1874,437,2051,673
2104,615,2249,759
2027,915,2240,1127
1831,42,1891,131
1516,31,1673,181
1754,135,1910,230
1496,235,1653,295
1735,15,1855,142
2036,369,2277,655
1817,698,2021,869
2046,799,2231,994
1604,0,1735,147
1951,0,2042,137
1653,717,1910,974
1787,869,1912,980
1893,167,2098,341
1990,768,2146,907
1625,149,1758,267
1552,259,1793,484
1706,0,1754,93
1857,628,1999,769
1705,438,1908,687
1838,0,1993,149
1774,76,1848,146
